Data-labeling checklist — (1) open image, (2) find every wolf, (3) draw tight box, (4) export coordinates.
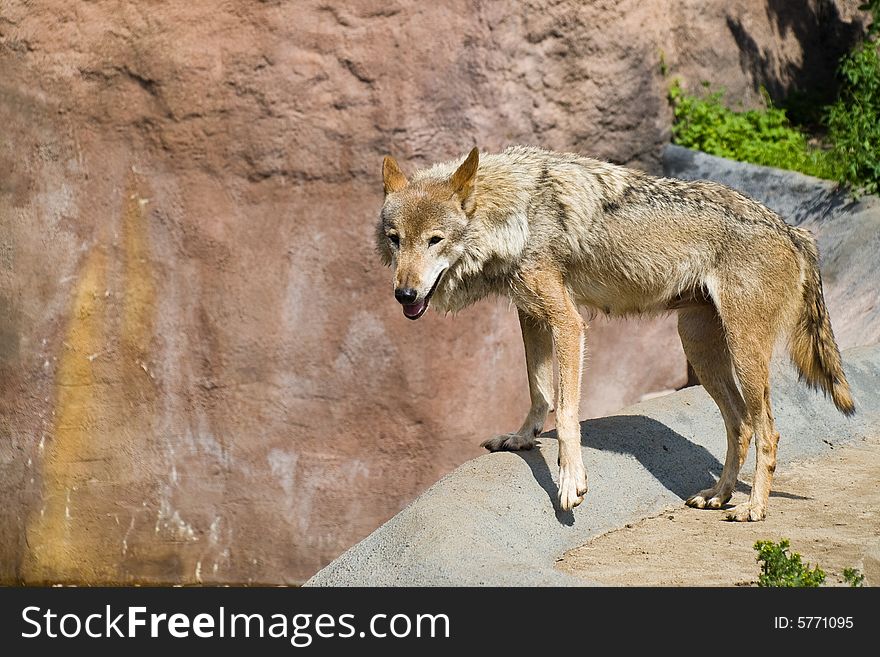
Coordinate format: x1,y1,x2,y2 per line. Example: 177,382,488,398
375,145,854,520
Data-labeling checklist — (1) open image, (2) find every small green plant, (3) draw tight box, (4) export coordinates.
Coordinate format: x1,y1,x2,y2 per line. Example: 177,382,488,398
754,539,826,587
669,80,841,181
658,50,668,77
826,38,880,196
843,567,865,587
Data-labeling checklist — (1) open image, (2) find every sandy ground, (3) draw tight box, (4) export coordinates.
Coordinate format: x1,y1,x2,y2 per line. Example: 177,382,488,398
558,436,880,586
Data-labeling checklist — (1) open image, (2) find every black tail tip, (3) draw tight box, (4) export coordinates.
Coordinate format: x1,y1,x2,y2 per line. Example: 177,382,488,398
837,402,857,417
834,391,856,417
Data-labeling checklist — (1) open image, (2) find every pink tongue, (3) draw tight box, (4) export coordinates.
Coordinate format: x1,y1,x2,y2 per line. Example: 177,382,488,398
403,300,426,318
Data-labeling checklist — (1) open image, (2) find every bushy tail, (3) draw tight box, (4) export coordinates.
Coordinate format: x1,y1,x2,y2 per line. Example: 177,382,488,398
788,227,855,416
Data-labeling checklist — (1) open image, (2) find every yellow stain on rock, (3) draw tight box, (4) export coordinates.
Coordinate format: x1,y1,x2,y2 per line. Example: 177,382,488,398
122,192,156,356
24,177,157,583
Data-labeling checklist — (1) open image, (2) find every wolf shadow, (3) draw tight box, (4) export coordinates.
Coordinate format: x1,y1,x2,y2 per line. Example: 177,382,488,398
513,414,808,525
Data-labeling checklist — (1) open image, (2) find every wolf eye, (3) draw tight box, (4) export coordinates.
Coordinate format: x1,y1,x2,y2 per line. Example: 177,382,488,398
428,236,444,246
388,234,399,247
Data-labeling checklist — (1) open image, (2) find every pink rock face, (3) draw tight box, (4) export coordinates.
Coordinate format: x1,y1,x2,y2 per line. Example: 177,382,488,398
0,1,863,583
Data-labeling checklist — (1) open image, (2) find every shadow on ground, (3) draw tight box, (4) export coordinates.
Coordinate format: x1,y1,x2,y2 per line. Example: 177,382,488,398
515,414,809,525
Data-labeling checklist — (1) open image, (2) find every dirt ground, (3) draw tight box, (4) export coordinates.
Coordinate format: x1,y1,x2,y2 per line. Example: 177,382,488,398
558,436,880,586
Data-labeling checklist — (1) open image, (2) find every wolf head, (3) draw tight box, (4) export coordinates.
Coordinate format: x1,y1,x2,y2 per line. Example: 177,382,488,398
376,148,479,320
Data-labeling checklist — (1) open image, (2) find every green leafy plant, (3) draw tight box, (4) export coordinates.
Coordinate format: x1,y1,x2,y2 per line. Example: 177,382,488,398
669,80,841,181
826,38,880,196
843,567,865,587
754,539,826,587
668,0,880,195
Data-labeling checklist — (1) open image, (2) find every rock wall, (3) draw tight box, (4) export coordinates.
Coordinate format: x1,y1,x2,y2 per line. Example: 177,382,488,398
0,1,866,583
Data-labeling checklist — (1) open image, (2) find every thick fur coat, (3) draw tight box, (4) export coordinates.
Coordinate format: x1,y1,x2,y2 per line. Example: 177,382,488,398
377,146,853,519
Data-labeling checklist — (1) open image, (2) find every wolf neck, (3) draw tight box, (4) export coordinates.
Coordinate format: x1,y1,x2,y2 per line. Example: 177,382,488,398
420,151,535,313
463,160,532,271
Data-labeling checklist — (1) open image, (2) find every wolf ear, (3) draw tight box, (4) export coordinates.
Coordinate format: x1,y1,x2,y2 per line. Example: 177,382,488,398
450,147,479,206
382,156,408,195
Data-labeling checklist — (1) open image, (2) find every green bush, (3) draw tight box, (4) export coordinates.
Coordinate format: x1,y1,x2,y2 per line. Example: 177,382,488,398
826,39,880,196
754,539,826,587
669,80,841,181
669,1,880,196
843,567,865,587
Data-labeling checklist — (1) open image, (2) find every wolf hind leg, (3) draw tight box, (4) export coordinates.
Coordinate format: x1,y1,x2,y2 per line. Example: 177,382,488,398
713,290,787,522
725,335,778,522
482,309,554,452
678,305,752,510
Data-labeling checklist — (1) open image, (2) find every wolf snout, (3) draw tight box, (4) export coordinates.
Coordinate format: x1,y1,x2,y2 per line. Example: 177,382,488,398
394,287,418,305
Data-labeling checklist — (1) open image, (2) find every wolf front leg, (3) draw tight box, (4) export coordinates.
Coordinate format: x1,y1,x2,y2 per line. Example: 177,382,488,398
482,309,554,452
516,269,588,511
551,306,588,510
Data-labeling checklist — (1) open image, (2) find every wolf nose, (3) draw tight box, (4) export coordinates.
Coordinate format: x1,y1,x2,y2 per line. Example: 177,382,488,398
395,288,418,305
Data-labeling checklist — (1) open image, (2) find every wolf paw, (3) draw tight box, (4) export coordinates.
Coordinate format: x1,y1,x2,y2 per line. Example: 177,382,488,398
481,433,536,452
557,463,588,511
725,502,766,522
686,487,731,510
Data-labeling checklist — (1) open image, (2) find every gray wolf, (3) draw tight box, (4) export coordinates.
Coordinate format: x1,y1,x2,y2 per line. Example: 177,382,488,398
376,145,854,520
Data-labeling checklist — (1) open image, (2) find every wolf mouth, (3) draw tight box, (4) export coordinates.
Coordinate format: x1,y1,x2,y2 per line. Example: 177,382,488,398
403,269,447,320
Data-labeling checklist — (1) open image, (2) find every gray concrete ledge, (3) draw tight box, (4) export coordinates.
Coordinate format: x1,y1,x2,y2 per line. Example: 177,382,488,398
307,345,880,586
